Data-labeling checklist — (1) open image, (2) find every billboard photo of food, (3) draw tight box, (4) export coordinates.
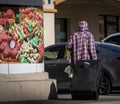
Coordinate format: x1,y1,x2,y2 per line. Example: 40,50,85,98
0,6,44,64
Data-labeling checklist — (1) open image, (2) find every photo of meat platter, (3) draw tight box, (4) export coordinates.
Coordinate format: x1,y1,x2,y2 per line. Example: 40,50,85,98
0,6,44,64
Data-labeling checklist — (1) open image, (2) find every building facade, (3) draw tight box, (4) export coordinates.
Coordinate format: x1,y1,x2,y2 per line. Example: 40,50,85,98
43,0,120,47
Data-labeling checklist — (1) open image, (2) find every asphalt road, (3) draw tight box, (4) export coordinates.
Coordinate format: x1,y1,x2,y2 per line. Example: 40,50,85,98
1,94,120,104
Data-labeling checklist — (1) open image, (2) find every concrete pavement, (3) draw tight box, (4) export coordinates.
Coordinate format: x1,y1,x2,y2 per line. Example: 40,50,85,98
0,100,97,104
0,72,57,101
1,95,120,104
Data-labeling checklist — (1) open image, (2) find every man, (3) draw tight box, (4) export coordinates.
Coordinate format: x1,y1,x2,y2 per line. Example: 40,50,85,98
67,21,97,64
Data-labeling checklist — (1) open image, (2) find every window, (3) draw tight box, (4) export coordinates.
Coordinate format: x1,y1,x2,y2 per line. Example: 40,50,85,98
44,47,59,60
44,51,58,60
55,18,67,43
104,35,120,45
45,0,51,4
44,45,65,60
99,15,119,37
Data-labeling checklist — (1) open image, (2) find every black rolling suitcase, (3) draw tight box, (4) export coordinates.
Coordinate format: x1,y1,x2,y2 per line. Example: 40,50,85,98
70,60,102,100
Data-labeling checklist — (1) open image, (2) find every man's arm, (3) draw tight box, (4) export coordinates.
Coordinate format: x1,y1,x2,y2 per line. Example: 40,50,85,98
89,34,97,60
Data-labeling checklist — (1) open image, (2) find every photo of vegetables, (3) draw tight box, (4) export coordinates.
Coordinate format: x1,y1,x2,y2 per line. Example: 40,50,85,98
0,6,44,64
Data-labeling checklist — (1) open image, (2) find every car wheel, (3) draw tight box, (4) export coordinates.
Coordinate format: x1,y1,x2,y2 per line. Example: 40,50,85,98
100,75,111,95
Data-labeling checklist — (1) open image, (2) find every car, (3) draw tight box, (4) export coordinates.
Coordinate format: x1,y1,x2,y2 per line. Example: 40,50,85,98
44,42,120,95
101,33,120,46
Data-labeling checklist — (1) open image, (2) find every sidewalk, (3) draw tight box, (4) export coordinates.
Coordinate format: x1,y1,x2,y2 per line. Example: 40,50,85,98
1,95,120,104
0,100,96,104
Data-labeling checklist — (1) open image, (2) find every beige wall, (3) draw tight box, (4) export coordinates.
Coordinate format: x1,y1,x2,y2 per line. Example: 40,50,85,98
55,4,119,41
43,0,56,47
44,13,55,47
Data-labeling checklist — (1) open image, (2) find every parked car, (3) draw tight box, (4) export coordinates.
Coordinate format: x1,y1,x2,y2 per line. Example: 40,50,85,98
44,42,120,95
101,33,120,46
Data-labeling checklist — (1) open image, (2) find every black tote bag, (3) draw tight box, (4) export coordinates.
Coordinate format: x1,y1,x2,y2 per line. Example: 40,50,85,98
70,60,102,100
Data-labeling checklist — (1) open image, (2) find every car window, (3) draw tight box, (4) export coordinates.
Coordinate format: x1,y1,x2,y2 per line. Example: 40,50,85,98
96,43,120,59
44,46,59,60
104,35,120,45
64,50,67,59
44,44,66,60
44,51,58,60
57,45,65,59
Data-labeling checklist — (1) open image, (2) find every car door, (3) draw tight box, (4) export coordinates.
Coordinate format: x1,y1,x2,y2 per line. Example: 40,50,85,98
104,57,120,85
55,43,71,89
44,45,60,79
96,43,120,86
56,45,71,81
101,46,120,86
44,43,71,89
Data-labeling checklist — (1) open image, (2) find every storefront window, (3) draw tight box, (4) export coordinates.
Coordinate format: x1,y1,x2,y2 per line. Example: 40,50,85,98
106,16,119,36
99,15,119,38
55,18,67,43
99,16,105,40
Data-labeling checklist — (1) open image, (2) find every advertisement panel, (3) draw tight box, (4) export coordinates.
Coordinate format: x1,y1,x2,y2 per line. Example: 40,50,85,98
0,0,44,73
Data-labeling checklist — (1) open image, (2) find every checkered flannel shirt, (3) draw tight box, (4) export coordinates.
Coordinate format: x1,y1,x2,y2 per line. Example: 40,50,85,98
67,31,97,64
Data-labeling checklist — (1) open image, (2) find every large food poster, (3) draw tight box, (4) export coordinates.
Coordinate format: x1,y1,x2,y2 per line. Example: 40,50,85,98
0,6,43,64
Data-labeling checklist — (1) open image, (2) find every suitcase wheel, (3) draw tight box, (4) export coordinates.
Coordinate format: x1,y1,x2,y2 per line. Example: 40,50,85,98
71,91,99,100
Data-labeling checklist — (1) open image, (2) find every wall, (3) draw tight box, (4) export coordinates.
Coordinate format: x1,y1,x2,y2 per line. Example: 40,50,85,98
44,13,55,47
43,0,56,47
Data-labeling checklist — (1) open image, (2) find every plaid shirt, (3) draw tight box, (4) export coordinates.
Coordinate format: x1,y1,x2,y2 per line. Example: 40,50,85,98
67,21,97,64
